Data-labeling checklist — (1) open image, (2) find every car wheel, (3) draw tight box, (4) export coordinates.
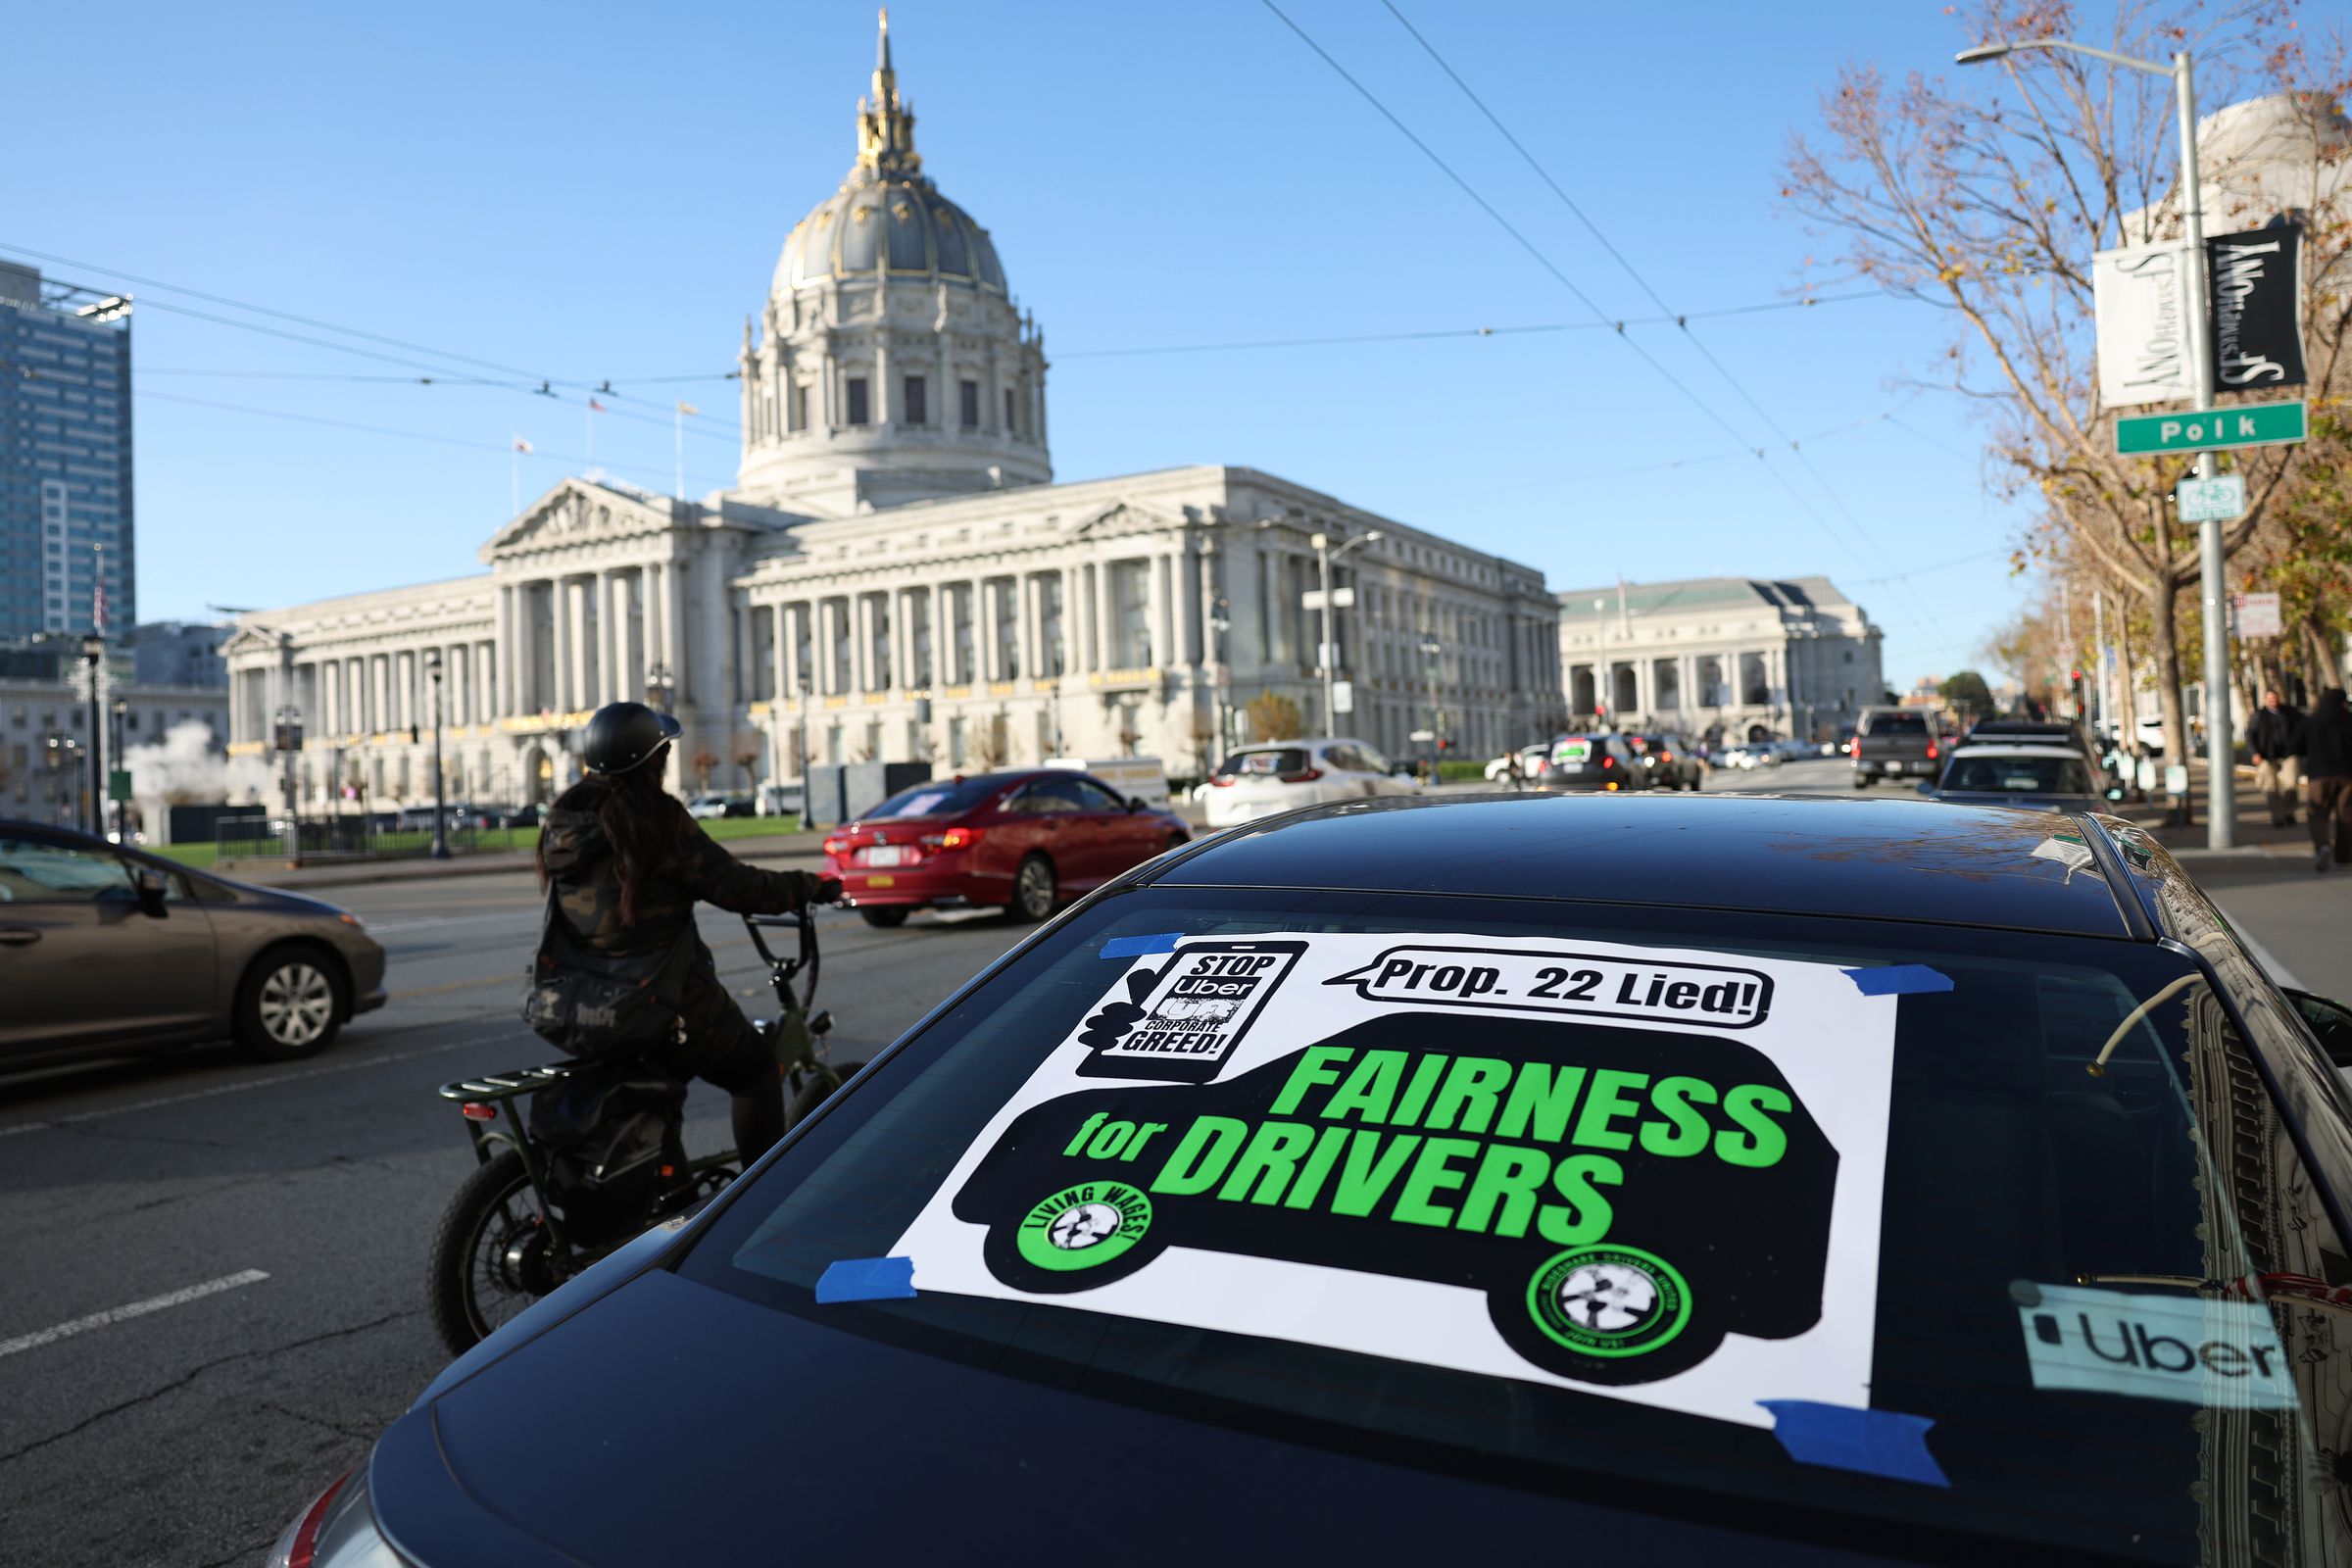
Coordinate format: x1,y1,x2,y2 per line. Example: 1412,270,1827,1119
1009,854,1057,922
1851,774,1871,790
232,946,345,1061
859,906,909,929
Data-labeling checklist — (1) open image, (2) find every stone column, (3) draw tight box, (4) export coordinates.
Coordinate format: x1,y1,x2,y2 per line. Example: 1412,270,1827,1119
662,562,685,703
1146,555,1169,668
548,579,572,713
492,587,513,717
972,575,993,682
1060,565,1084,675
929,583,949,685
1093,561,1113,668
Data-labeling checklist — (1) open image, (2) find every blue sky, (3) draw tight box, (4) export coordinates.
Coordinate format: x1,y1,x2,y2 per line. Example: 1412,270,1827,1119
3,1,2043,685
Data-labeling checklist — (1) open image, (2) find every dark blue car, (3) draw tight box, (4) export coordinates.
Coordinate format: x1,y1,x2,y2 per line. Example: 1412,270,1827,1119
272,793,2352,1566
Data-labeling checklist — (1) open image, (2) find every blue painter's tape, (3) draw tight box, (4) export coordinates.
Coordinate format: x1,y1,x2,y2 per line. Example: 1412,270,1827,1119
1843,964,1953,997
1102,932,1185,958
1759,1401,1950,1488
815,1256,916,1303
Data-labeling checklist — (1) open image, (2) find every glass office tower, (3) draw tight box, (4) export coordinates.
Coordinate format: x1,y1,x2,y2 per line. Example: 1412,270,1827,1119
0,262,133,641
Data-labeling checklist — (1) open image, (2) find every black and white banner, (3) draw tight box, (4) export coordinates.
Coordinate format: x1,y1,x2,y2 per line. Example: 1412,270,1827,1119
2207,225,2305,390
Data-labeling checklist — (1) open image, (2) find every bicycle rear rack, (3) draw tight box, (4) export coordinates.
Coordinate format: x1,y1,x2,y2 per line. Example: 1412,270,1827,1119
435,1062,582,1102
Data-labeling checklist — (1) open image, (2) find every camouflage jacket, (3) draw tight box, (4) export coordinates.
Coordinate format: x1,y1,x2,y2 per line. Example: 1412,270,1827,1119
540,798,820,956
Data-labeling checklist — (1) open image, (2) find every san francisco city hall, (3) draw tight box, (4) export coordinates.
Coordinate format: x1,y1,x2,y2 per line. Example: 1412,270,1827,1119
223,19,1562,808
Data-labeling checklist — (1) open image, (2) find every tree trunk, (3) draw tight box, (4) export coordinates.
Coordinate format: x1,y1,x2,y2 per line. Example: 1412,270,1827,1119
2116,610,2141,747
2148,578,2190,763
2305,616,2345,693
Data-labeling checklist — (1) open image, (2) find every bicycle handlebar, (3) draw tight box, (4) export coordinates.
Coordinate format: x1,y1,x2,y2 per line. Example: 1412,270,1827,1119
741,907,820,1011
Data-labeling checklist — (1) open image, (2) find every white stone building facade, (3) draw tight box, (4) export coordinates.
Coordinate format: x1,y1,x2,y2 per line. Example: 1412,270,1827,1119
224,18,1558,807
1556,576,1884,744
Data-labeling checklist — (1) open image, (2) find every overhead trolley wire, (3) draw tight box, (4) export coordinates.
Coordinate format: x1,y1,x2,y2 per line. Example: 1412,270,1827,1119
1372,2,1956,628
1259,0,1904,609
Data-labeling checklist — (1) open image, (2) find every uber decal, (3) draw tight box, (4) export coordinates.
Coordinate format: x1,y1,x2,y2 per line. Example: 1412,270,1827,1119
2016,1283,2296,1409
887,932,1899,1430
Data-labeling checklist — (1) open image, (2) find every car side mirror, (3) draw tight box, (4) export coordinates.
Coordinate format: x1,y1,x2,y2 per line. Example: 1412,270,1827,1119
2285,988,2352,1069
131,865,169,917
1126,797,1146,812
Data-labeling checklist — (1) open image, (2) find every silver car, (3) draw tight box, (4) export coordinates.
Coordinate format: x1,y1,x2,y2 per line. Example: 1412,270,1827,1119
0,820,387,1069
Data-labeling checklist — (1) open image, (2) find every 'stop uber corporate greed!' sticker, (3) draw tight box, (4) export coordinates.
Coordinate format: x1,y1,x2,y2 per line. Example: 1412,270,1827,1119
884,932,1897,1429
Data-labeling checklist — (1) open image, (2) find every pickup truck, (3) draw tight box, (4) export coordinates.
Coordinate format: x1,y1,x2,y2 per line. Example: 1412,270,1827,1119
1851,707,1946,788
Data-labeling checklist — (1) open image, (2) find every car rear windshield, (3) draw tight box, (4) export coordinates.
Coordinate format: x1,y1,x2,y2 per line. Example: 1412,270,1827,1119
1215,749,1309,778
1861,711,1929,736
864,776,1009,819
1943,756,2095,795
677,885,2350,1563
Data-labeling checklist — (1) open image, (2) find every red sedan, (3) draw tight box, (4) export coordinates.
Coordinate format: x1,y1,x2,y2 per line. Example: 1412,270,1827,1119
823,769,1192,927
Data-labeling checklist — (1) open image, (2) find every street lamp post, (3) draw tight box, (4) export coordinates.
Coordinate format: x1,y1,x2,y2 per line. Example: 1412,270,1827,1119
110,698,127,841
425,651,451,859
1312,528,1383,737
1958,35,2236,848
79,634,105,836
1419,634,1444,771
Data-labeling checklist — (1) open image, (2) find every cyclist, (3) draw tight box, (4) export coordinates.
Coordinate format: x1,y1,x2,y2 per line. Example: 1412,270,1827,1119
536,701,838,1162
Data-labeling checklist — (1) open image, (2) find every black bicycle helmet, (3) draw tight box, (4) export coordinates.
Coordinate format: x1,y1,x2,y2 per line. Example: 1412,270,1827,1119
582,701,681,775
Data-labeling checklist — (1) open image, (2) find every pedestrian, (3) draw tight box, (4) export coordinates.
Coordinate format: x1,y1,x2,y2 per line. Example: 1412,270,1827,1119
2246,687,2304,827
2294,688,2352,874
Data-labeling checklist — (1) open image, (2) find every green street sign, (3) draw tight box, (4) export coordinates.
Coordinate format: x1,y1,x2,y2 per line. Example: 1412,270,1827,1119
2116,400,2306,456
107,768,133,803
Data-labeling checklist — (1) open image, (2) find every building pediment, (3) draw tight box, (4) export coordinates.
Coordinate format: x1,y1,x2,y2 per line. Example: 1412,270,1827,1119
219,623,282,661
1069,498,1185,538
481,478,686,564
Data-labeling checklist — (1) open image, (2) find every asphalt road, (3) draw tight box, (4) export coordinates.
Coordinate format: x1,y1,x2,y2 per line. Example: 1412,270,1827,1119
4,763,2344,1568
0,875,1029,1568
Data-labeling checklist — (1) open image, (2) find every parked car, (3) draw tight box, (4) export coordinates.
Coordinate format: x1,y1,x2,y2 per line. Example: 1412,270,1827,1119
1544,732,1649,790
1850,706,1946,787
825,769,1190,926
493,803,541,830
280,792,2352,1565
1960,718,2097,760
1924,745,2105,810
686,794,756,820
1202,739,1419,828
1622,733,1701,791
0,820,387,1070
1484,743,1552,787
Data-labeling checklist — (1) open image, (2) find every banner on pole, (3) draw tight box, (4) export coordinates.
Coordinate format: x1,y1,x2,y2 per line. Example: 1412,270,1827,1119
2093,241,2196,408
2207,226,2305,391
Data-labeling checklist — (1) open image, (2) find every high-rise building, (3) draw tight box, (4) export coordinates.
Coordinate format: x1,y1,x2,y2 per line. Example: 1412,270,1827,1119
0,262,134,641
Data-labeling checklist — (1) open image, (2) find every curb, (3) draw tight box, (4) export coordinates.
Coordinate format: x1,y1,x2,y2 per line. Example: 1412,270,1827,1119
220,836,826,891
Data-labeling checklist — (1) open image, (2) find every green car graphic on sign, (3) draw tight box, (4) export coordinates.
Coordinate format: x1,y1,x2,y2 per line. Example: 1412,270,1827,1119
954,1009,1837,1386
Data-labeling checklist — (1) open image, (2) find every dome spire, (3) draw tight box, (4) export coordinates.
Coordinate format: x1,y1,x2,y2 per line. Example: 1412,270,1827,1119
856,8,920,176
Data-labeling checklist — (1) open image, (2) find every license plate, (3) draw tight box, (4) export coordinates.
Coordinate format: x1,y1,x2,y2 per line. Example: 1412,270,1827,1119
866,874,896,889
1559,763,1586,775
864,845,909,866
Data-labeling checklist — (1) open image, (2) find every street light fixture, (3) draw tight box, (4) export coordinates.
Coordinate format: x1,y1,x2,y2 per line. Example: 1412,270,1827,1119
1957,34,2237,848
425,651,451,859
1311,528,1383,737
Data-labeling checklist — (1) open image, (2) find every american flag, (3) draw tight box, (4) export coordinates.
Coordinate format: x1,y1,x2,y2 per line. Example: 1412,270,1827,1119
91,571,108,636
588,397,609,414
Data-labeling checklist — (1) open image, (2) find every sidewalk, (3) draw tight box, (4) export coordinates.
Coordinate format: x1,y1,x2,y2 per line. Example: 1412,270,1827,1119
2108,759,2352,1001
223,827,827,890
2107,758,2325,861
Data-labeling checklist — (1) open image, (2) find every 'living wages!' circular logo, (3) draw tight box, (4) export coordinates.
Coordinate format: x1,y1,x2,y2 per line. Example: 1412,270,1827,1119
1528,1245,1691,1358
1016,1181,1154,1272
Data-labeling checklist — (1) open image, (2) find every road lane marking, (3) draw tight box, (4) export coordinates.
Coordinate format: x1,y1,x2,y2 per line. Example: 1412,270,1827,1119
0,1026,513,1140
0,1269,270,1358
